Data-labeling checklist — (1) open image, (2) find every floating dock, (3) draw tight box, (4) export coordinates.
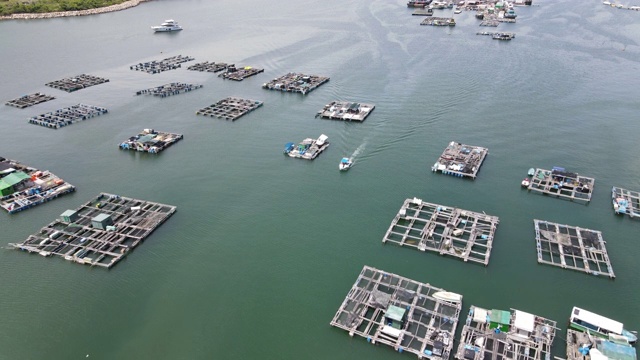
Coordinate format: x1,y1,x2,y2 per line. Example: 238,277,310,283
477,32,516,40
262,73,329,95
412,8,433,15
527,167,594,203
316,101,375,122
196,97,263,121
284,134,329,160
130,55,195,74
136,82,203,97
119,129,183,154
45,74,109,92
612,186,640,218
566,328,637,360
534,219,614,278
219,64,264,81
421,17,456,26
330,265,463,359
455,306,557,360
5,93,55,109
28,104,108,129
186,61,229,73
382,198,500,266
0,157,75,214
8,193,176,269
479,20,499,27
431,142,488,179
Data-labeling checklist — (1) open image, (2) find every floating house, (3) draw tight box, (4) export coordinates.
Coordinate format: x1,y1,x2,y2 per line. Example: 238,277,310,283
119,129,184,154
262,73,329,95
432,142,488,179
527,167,595,203
316,101,375,122
284,134,329,160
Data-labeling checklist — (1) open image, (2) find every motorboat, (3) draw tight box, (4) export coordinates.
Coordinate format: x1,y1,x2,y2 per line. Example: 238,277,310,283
339,157,353,171
527,168,535,176
521,178,530,187
433,291,462,303
151,19,183,32
454,8,462,14
284,142,295,154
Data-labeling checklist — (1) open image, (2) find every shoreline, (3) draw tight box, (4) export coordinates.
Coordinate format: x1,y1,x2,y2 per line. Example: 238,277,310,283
0,0,150,20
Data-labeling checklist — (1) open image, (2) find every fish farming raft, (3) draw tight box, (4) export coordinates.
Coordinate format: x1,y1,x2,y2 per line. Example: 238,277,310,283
219,64,264,81
130,55,195,74
5,93,55,109
612,186,640,218
262,73,329,95
431,142,488,179
0,157,75,214
284,134,329,160
45,74,109,92
119,129,183,154
8,193,176,269
382,198,499,266
330,265,463,359
28,104,108,129
196,97,263,121
187,61,230,73
316,101,375,122
455,306,557,360
476,32,516,40
136,82,202,97
421,17,456,26
534,219,614,278
527,167,594,203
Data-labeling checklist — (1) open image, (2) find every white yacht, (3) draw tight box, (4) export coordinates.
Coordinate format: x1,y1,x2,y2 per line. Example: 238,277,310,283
151,19,183,32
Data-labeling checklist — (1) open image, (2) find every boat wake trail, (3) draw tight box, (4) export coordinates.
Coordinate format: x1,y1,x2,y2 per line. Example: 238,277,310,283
351,141,367,161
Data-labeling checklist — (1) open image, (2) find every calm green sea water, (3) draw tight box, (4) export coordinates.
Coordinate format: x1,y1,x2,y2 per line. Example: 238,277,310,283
1,0,639,358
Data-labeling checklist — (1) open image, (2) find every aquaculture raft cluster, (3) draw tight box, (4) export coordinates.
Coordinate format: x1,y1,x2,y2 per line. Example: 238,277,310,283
431,142,488,179
196,97,263,121
8,193,177,269
420,17,456,26
262,73,330,95
28,104,108,129
330,265,463,360
316,101,375,122
119,129,184,154
5,93,55,109
130,55,195,74
382,197,500,266
477,31,516,40
135,82,203,97
219,64,264,81
0,157,75,214
186,61,230,73
45,74,110,92
534,219,615,278
527,167,594,203
455,306,557,360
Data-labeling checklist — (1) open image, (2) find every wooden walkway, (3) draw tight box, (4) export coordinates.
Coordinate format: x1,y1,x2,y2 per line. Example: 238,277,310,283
612,186,640,218
9,193,176,269
455,306,557,360
5,93,55,108
187,61,229,73
130,55,194,74
528,168,594,203
136,82,202,97
28,104,108,129
330,266,463,359
45,74,109,92
382,198,500,266
431,142,488,179
196,97,263,121
534,219,615,278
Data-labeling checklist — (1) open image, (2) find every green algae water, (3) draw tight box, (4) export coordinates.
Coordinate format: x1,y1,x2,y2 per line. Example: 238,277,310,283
1,0,639,358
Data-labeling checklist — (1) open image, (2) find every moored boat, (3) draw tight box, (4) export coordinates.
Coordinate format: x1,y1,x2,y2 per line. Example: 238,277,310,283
527,168,535,176
521,178,530,187
151,19,183,32
433,291,462,303
569,307,638,345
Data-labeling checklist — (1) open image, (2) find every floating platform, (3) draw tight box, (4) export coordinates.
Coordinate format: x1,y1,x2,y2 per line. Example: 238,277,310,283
330,265,463,359
407,0,432,7
0,157,75,214
316,101,375,122
186,61,229,73
130,55,195,74
219,64,264,81
136,82,203,97
534,219,614,278
527,167,594,203
413,8,433,15
5,93,55,109
455,306,557,360
566,328,637,360
196,97,263,121
421,17,456,26
479,20,499,27
45,74,109,92
477,32,516,40
119,129,183,154
612,186,640,218
382,198,500,266
28,104,108,129
8,193,176,269
284,134,329,160
431,142,488,179
262,72,330,95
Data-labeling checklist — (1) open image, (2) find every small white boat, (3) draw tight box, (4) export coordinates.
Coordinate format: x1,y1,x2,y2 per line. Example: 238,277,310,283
521,178,530,187
454,8,462,14
527,168,535,176
433,291,462,303
151,19,183,32
339,157,353,171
